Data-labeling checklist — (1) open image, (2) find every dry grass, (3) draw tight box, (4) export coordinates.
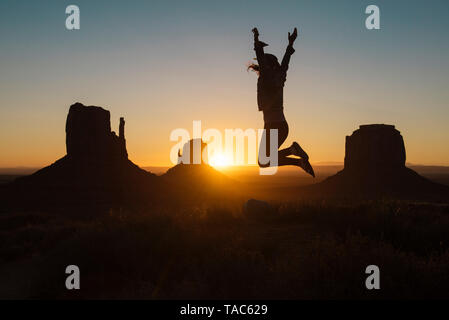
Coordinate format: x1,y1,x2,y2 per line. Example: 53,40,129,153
1,200,449,299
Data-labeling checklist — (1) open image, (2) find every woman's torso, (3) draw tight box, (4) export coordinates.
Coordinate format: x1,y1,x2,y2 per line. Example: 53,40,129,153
257,71,287,112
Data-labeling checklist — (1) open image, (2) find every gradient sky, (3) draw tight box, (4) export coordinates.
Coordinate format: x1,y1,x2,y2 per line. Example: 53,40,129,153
1,0,448,167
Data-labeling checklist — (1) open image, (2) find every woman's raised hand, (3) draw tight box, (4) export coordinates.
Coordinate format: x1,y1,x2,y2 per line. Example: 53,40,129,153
288,27,298,45
252,27,259,40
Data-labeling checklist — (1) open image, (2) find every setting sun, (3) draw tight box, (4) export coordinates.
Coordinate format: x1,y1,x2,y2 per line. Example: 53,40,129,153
209,153,233,167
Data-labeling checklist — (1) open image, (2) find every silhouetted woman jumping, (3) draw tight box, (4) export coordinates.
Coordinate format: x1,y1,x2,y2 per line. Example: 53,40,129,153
249,27,314,177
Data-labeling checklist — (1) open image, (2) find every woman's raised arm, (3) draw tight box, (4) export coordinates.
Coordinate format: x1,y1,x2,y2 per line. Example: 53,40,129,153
252,27,267,68
281,27,298,71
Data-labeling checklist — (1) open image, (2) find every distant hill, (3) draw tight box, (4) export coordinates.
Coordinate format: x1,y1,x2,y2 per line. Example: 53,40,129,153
0,167,40,175
160,163,245,205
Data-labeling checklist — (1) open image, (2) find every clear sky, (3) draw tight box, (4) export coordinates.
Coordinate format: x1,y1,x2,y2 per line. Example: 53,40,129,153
1,0,448,167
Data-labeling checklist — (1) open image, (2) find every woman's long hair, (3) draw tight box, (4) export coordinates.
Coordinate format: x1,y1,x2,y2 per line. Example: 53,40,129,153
247,54,280,74
247,61,260,74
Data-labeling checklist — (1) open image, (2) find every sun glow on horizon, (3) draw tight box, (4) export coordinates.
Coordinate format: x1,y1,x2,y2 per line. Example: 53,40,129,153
208,152,233,168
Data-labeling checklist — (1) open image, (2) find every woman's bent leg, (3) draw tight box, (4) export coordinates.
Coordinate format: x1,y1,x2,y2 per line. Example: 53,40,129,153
258,121,298,167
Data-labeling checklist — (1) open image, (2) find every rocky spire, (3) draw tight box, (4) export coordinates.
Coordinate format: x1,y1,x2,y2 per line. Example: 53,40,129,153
119,117,125,140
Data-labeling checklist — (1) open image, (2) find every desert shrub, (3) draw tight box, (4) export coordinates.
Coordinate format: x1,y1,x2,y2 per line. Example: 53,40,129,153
276,201,449,256
1,201,449,299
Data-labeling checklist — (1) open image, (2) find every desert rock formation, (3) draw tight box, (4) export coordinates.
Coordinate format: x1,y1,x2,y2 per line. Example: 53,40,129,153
10,103,157,206
307,124,449,201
